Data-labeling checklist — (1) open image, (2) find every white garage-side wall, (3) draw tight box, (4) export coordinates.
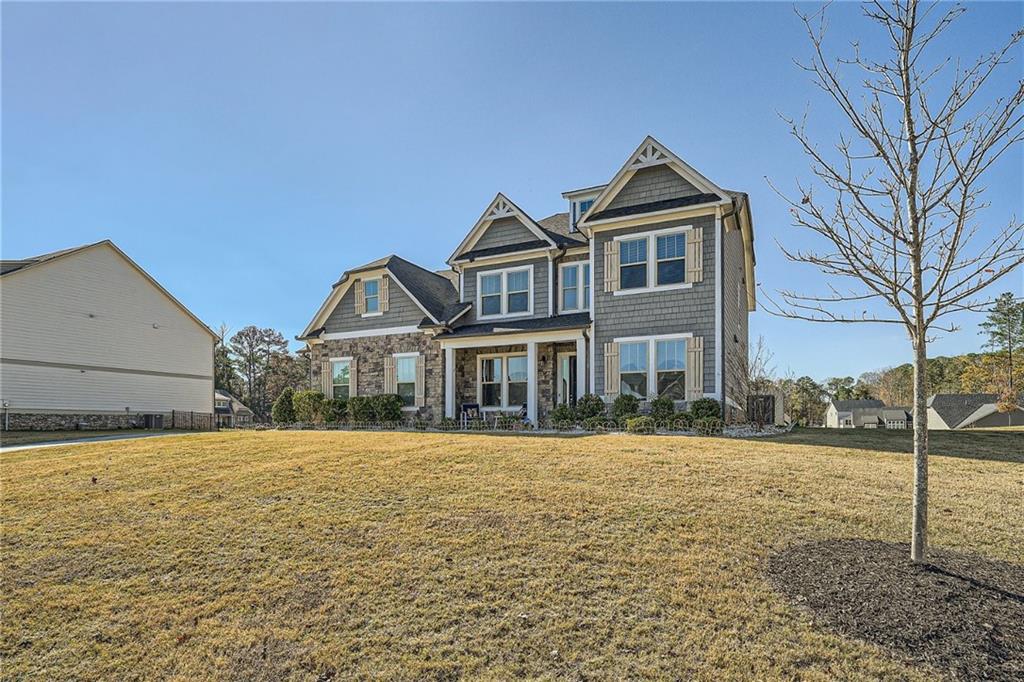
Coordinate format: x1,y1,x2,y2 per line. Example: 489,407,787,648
0,243,215,414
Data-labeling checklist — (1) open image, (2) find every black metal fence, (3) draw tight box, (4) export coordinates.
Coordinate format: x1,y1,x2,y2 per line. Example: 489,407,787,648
170,410,216,431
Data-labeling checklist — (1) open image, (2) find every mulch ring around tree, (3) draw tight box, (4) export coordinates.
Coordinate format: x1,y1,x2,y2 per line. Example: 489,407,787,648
764,539,1024,681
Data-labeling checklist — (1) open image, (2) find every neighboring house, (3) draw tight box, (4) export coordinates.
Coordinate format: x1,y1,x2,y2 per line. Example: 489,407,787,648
299,136,757,423
824,399,910,429
0,240,216,430
215,389,254,427
927,393,1024,429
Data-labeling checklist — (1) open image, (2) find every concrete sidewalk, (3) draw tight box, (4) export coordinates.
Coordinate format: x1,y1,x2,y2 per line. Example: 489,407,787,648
0,431,206,453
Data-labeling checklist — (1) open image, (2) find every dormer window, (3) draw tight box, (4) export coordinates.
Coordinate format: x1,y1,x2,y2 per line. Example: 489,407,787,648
363,280,380,313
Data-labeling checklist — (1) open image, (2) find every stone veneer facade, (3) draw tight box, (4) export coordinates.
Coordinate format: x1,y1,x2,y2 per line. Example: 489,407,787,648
310,331,445,422
3,411,177,431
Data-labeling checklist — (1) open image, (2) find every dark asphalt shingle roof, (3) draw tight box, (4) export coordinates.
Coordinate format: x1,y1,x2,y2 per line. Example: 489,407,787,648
587,193,722,222
457,240,551,261
832,399,886,412
384,255,461,323
882,409,911,421
927,393,998,428
537,213,587,247
436,312,592,338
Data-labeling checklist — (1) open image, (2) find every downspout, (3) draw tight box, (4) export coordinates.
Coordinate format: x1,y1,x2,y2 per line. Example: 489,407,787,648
718,195,743,421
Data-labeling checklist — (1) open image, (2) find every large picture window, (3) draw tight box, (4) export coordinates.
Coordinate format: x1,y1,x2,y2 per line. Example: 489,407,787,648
331,359,351,400
619,341,648,398
395,356,417,406
656,339,686,399
560,262,591,312
476,266,533,318
619,238,648,290
478,353,528,409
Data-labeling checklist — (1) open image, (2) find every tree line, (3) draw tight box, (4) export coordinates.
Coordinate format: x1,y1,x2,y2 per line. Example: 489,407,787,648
214,325,310,421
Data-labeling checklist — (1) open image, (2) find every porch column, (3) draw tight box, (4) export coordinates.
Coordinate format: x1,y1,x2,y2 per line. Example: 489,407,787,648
576,335,586,399
527,341,537,424
444,346,455,419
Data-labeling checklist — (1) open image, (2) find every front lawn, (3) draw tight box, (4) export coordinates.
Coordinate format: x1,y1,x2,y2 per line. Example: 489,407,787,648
0,430,164,448
2,431,1020,679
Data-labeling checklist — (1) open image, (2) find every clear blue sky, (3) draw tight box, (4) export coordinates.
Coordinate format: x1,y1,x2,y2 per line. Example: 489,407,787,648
3,2,1021,381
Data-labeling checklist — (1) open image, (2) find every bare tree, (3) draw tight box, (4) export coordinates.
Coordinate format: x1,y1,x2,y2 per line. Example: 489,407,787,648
766,1,1024,561
745,335,777,396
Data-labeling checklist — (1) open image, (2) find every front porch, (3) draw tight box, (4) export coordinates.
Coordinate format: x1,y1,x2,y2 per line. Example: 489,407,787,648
440,328,588,425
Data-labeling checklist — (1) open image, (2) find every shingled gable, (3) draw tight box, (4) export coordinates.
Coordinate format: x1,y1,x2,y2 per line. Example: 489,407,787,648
448,193,558,264
298,255,460,340
577,135,728,228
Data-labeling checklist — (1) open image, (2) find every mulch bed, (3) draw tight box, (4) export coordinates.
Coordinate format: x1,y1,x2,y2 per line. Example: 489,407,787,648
764,539,1024,681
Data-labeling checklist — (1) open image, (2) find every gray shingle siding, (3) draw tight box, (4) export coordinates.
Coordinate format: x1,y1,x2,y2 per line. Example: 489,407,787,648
722,225,749,417
460,257,550,325
592,213,718,398
607,165,701,210
472,217,538,251
324,279,424,333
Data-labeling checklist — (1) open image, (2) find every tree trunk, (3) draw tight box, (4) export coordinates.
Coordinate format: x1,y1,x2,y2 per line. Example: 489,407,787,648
911,332,929,563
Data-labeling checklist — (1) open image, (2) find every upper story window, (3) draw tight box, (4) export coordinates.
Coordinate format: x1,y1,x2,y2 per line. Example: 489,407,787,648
619,238,648,289
477,265,533,318
363,279,380,314
331,358,351,400
560,262,591,312
656,234,686,285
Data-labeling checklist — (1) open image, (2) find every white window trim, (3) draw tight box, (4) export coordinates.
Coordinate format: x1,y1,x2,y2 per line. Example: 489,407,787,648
361,277,383,317
558,262,591,313
476,351,528,411
613,225,694,296
329,356,353,400
476,264,534,320
392,352,420,411
613,333,693,399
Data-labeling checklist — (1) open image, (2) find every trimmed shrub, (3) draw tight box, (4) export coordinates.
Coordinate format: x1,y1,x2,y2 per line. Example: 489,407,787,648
689,397,722,421
575,394,607,420
611,394,640,421
670,411,693,429
347,396,375,422
371,394,404,422
413,416,430,430
649,395,676,422
292,390,324,423
549,404,576,424
583,415,616,431
626,416,656,434
495,413,519,430
321,397,347,423
271,387,295,424
439,416,457,431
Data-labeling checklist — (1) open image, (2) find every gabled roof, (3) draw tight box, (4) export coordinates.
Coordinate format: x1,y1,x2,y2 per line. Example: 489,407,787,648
927,394,1000,429
579,135,728,227
1,240,217,339
536,213,587,247
448,193,558,264
435,312,592,339
587,193,722,222
299,254,461,339
832,399,886,411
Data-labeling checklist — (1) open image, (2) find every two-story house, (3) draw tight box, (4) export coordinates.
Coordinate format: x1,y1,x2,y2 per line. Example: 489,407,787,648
298,136,756,423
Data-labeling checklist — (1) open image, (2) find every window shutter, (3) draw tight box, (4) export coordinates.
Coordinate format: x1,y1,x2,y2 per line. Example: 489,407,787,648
350,357,358,396
415,355,425,407
354,279,365,314
603,342,620,399
603,241,620,293
381,276,390,313
686,227,704,284
686,337,704,401
321,359,331,395
384,356,396,394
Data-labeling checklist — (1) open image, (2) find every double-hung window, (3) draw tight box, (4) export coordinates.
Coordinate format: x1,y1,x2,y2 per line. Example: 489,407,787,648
479,353,528,409
656,233,686,285
655,339,686,399
331,359,351,400
477,266,532,318
395,355,417,406
363,279,380,314
619,238,648,290
560,262,591,312
619,341,648,399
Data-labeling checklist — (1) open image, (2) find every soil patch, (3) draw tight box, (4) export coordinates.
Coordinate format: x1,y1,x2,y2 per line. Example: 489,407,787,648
765,539,1024,681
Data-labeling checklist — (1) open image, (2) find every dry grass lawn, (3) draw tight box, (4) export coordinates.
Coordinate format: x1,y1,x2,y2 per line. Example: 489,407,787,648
0,430,164,448
2,430,1021,680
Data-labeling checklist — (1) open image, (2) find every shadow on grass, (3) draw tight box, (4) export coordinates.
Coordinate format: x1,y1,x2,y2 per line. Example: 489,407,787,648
750,427,1023,464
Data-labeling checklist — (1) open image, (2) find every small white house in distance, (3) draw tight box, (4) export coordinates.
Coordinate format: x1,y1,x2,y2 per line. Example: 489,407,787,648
0,240,217,430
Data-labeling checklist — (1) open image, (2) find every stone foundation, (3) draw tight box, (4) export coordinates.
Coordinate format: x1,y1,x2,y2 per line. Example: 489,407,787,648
2,412,174,431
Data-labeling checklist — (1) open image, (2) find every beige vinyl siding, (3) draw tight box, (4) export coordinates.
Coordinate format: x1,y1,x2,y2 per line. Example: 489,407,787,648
0,244,213,413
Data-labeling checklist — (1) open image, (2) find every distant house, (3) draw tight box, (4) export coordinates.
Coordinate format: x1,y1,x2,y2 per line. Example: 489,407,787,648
214,389,253,427
0,240,216,430
927,393,1024,429
824,399,910,429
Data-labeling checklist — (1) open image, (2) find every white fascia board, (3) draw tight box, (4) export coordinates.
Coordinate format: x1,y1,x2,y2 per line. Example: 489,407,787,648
321,325,423,340
438,328,586,349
